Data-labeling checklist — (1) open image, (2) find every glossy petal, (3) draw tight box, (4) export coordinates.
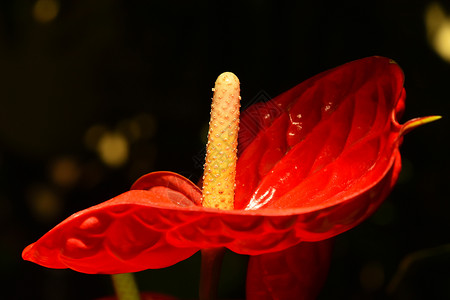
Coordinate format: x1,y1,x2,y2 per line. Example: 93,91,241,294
236,57,405,210
246,240,333,300
23,56,427,274
23,172,202,273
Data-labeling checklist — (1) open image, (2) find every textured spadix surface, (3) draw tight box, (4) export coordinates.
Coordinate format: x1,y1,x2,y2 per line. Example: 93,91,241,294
23,57,425,274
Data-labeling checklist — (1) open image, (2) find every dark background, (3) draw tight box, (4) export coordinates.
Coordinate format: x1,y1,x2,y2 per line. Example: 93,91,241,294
1,0,448,299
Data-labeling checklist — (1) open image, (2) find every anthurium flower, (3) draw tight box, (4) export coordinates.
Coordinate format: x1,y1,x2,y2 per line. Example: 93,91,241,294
22,56,438,275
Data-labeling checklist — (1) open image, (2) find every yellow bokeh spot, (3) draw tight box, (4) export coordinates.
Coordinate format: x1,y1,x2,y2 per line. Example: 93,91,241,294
434,21,450,61
33,0,60,23
425,2,450,62
97,132,129,168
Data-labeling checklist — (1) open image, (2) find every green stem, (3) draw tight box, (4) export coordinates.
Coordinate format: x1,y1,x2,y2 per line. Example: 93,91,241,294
199,248,226,300
111,273,141,300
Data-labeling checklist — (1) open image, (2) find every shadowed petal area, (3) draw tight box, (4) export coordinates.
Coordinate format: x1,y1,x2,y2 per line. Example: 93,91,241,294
246,240,333,300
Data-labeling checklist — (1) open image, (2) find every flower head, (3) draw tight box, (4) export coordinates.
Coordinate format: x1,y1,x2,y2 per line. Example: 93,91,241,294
22,56,438,274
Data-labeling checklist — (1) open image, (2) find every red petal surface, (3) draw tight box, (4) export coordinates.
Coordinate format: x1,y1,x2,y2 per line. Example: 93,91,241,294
22,172,202,273
236,56,404,210
246,240,333,300
23,57,418,273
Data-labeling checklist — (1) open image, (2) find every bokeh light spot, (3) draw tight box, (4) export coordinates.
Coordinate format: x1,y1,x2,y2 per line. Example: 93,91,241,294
33,0,60,23
425,2,450,62
434,21,450,61
97,131,129,168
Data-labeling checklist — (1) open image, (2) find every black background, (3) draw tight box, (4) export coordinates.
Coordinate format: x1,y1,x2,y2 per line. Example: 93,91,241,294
1,0,448,299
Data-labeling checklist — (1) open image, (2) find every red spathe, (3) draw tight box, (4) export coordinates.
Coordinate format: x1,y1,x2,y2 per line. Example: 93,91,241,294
23,57,423,274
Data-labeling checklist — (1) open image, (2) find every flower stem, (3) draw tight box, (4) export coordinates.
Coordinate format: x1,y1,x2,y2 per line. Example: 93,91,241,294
199,247,226,300
111,273,141,300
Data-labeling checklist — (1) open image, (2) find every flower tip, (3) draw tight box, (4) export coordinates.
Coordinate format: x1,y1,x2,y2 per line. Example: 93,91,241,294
21,243,34,261
400,115,442,136
216,72,240,85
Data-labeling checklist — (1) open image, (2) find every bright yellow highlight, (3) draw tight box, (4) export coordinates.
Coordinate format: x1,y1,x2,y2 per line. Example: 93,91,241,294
98,132,129,168
425,3,450,63
400,115,442,136
33,0,60,23
202,72,241,210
